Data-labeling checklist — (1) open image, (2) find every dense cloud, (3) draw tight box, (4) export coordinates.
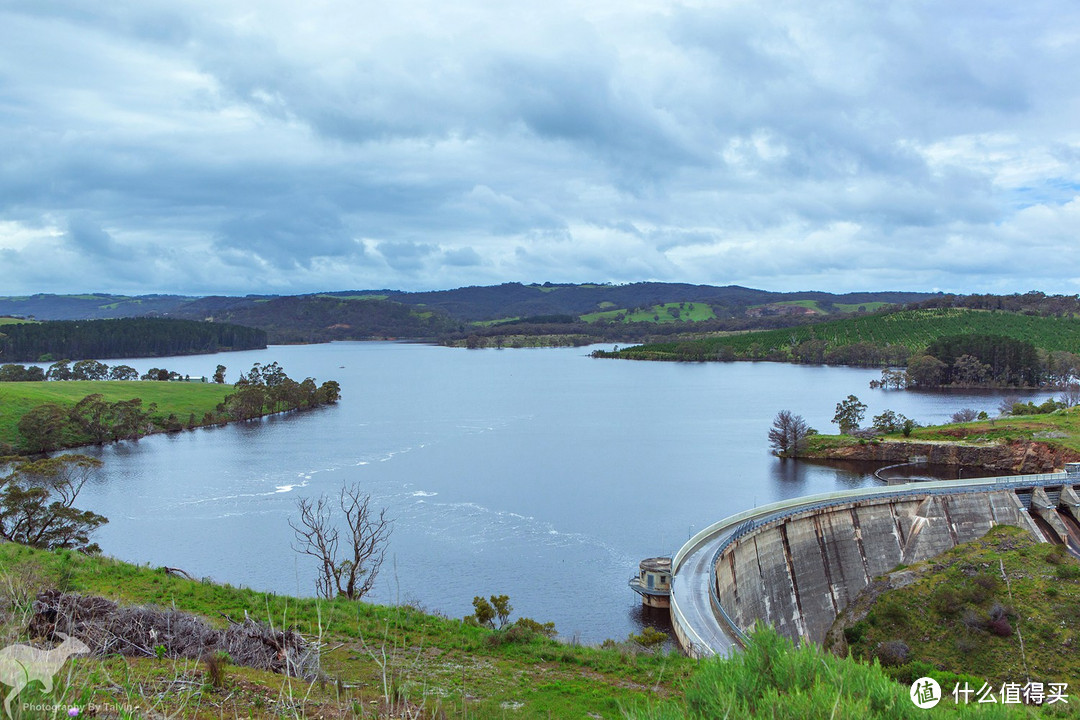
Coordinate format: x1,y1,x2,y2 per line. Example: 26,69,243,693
0,0,1078,294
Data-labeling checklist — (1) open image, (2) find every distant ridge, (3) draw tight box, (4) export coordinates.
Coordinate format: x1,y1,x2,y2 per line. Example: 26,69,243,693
0,283,934,323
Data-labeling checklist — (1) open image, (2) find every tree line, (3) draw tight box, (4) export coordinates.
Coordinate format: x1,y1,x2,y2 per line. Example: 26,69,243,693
0,359,212,382
870,334,1079,389
218,362,341,421
9,361,341,454
0,317,266,362
911,291,1080,318
604,309,1080,389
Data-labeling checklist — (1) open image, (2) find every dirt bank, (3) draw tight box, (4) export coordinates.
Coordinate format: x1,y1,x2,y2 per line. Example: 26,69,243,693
801,439,1080,474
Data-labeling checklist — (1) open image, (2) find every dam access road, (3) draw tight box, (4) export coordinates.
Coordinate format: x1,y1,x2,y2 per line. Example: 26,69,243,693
670,470,1080,658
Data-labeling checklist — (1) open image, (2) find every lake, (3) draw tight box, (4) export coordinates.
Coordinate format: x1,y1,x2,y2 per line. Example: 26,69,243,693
72,343,1053,643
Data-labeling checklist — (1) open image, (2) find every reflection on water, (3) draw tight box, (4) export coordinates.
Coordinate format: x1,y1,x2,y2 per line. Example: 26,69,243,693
71,344,1048,643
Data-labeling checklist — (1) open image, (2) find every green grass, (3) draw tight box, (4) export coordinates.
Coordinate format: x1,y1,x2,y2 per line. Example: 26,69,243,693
0,317,36,325
628,622,1047,719
840,525,1080,702
315,293,390,301
800,407,1080,457
613,308,1080,360
0,544,694,718
760,299,826,312
0,381,233,448
901,410,1080,453
471,316,521,327
835,301,892,313
581,302,716,324
0,539,1069,717
804,407,1080,455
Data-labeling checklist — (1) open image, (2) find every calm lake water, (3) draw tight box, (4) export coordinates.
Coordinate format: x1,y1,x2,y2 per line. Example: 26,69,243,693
71,343,1052,643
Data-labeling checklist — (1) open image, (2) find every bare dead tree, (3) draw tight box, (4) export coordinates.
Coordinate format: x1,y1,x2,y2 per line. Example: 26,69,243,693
1060,382,1080,408
768,410,810,457
290,483,392,600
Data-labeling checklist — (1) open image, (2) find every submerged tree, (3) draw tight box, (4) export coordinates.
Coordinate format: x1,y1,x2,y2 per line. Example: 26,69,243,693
290,482,392,600
768,410,810,457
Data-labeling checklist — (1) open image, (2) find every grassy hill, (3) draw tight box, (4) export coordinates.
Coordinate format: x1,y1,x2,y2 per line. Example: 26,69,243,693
605,308,1080,362
832,525,1080,702
580,302,718,324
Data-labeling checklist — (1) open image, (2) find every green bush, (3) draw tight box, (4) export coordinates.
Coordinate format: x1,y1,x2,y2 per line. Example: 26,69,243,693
843,621,868,645
1055,564,1080,580
625,624,1025,719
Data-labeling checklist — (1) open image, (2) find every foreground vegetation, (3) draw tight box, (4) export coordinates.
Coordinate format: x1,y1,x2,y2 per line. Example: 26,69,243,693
4,543,1073,718
0,545,694,718
628,624,1063,719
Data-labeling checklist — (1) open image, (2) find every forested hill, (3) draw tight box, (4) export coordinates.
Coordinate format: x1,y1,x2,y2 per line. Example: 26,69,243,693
0,293,195,320
0,285,932,324
0,285,934,345
329,284,931,322
602,307,1080,369
180,295,457,344
0,318,267,362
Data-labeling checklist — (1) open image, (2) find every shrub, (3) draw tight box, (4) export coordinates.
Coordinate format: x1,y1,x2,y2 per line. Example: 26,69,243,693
986,603,1013,637
873,640,910,667
951,408,979,423
204,651,230,689
955,636,982,654
843,621,867,645
932,586,962,616
877,599,908,625
628,626,668,649
961,610,983,631
1055,564,1080,580
516,617,557,639
972,573,1000,594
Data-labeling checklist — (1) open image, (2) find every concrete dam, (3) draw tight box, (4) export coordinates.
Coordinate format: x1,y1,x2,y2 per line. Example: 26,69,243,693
670,470,1080,657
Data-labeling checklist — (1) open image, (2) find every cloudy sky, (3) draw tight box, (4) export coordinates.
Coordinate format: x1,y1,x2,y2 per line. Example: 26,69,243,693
1,1,1078,296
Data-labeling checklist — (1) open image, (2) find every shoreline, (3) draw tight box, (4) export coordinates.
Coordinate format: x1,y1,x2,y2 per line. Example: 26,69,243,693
795,436,1080,474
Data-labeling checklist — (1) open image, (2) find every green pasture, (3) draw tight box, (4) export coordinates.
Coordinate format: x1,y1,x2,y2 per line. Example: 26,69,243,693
0,381,232,448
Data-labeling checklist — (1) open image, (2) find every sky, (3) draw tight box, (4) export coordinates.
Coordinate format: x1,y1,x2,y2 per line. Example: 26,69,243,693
1,0,1079,297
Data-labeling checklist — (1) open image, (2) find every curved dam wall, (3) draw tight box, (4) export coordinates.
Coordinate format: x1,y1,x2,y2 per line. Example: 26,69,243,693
713,489,1048,645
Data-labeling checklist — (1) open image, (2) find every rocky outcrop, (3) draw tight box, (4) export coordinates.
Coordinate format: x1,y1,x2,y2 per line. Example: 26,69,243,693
802,440,1080,474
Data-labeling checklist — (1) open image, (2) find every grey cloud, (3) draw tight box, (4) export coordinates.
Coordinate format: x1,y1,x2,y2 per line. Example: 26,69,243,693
376,241,437,273
442,247,482,267
0,0,1078,295
66,215,124,259
216,197,362,269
